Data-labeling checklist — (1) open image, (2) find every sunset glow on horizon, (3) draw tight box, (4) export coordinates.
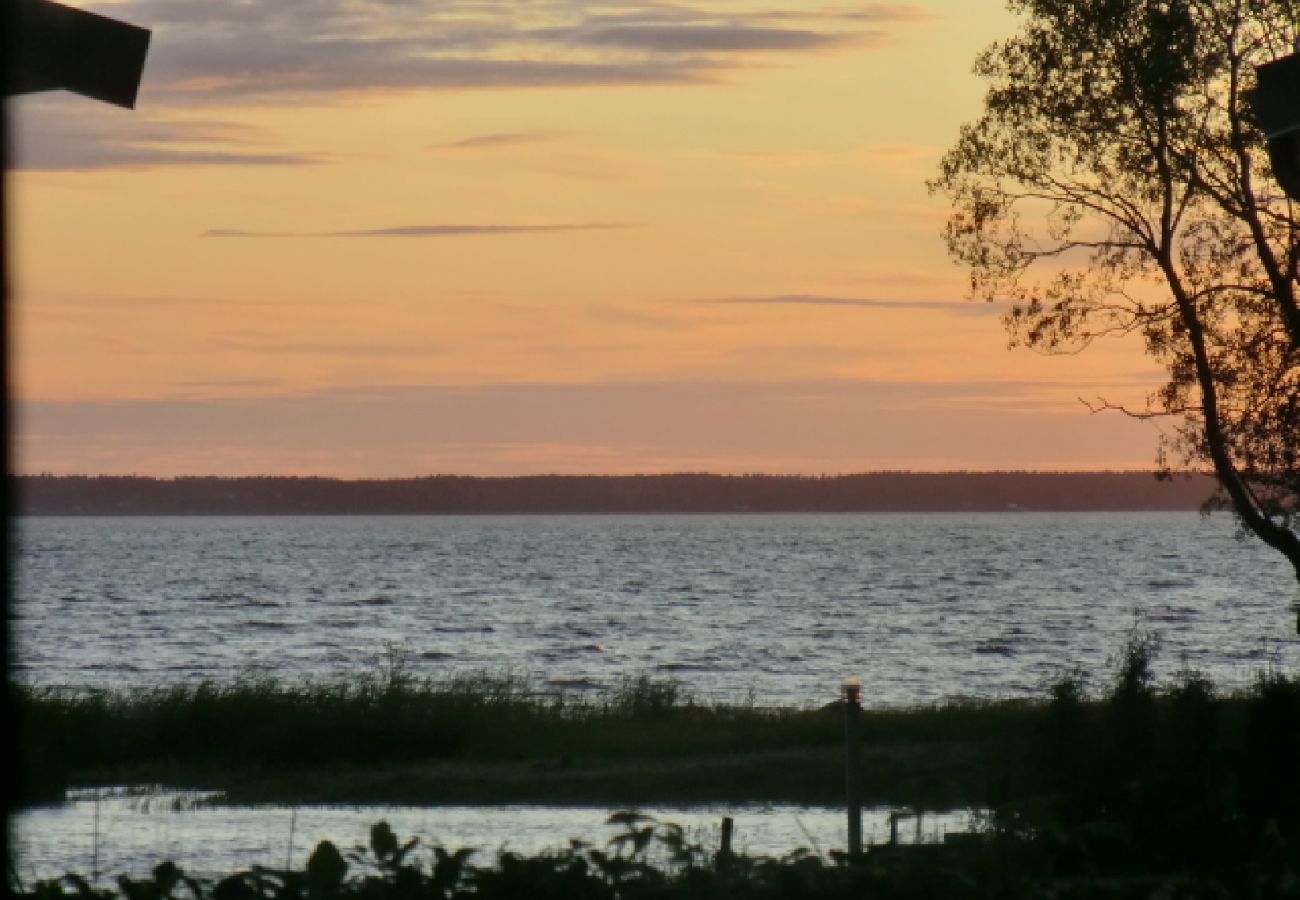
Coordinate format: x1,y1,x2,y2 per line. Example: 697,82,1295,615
9,0,1173,476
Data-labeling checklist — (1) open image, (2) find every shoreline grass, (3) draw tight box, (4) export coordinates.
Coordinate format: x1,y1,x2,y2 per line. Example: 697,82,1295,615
15,655,1297,813
15,670,1028,808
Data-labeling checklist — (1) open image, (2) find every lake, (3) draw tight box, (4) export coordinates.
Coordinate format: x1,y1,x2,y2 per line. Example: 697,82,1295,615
12,512,1299,705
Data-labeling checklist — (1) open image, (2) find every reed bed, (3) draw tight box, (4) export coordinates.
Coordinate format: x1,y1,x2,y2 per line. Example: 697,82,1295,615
13,643,1300,815
14,667,1033,806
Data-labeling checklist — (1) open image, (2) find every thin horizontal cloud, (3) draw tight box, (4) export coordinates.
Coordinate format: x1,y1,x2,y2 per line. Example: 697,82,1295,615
208,334,438,357
752,5,936,23
699,295,1005,315
431,131,568,150
202,223,636,238
169,378,285,390
23,147,319,171
157,58,721,100
9,99,322,171
561,24,864,53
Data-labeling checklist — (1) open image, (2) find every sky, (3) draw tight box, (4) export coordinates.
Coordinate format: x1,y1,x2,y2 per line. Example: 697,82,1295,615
8,0,1172,477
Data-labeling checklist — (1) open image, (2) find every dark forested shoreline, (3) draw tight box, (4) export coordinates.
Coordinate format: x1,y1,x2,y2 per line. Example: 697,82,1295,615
13,471,1217,515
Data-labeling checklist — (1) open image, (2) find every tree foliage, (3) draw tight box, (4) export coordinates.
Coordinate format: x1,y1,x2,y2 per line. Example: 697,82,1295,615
933,0,1300,593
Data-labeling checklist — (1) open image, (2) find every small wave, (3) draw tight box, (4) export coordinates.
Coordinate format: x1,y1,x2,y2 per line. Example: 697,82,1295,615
243,620,291,630
655,662,717,672
548,677,601,691
244,596,283,608
196,592,251,604
360,595,393,606
974,640,1016,657
1149,605,1199,622
433,625,495,634
1146,578,1196,590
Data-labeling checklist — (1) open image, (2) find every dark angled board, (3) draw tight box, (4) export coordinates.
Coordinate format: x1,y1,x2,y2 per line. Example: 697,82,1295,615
6,0,150,108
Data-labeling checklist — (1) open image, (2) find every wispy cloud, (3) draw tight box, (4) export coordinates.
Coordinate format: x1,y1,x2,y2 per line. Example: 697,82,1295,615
169,378,286,390
431,130,568,151
556,24,866,53
699,295,1004,316
11,0,934,180
72,0,931,103
9,99,321,170
750,5,936,23
202,223,636,238
206,330,440,357
23,147,319,171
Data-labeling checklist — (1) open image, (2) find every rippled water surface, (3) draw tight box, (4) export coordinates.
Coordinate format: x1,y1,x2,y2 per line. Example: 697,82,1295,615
12,513,1299,704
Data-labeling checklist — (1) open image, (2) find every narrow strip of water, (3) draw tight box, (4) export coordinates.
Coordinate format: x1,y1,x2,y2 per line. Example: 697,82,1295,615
11,789,982,885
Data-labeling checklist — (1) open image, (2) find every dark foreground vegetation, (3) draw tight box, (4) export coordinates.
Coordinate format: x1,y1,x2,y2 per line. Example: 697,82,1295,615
13,638,1300,896
13,802,1300,898
13,810,1300,900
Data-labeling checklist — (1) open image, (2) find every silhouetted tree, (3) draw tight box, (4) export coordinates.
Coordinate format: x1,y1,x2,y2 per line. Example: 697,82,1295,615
932,0,1300,608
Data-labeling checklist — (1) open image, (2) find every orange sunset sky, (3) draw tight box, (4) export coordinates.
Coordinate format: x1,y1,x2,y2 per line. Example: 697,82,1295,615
9,0,1171,476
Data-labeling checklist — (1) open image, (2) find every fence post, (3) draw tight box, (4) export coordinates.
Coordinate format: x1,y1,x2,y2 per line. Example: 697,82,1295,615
843,678,863,856
717,816,735,872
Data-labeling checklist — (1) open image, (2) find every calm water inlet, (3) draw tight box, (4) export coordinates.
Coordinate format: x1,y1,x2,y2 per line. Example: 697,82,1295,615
11,791,981,884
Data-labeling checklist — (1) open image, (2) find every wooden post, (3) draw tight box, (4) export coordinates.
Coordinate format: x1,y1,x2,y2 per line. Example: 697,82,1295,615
717,816,734,872
1293,584,1299,635
843,679,863,857
91,793,101,883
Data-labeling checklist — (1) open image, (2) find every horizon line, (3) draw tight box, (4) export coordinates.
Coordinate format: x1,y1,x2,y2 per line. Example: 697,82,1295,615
13,469,1215,480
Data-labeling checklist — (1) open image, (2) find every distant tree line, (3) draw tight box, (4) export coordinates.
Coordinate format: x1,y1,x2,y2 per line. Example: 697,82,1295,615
12,472,1218,515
